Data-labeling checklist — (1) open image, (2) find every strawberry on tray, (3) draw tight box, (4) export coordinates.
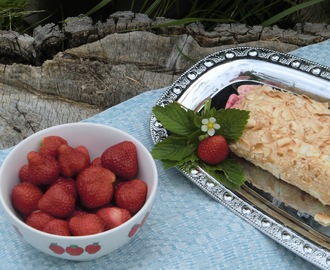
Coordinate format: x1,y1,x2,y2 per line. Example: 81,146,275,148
151,98,250,190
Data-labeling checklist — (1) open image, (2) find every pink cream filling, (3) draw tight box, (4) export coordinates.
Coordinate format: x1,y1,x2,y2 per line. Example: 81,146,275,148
225,85,255,108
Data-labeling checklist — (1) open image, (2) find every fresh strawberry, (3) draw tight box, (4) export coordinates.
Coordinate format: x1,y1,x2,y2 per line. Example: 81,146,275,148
101,141,138,179
114,179,125,191
27,151,61,185
39,136,68,158
76,167,115,209
68,209,89,219
115,179,147,215
197,135,229,165
58,144,90,177
96,206,131,230
11,182,43,215
19,164,31,183
69,214,105,236
53,176,77,199
38,183,75,218
91,157,102,167
26,210,54,231
43,219,71,236
75,145,90,160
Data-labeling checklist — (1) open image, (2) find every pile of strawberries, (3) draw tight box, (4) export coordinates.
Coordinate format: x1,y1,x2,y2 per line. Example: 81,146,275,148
11,136,148,237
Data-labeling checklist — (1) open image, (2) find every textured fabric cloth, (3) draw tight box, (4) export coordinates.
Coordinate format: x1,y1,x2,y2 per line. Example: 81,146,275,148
290,38,330,67
1,40,330,270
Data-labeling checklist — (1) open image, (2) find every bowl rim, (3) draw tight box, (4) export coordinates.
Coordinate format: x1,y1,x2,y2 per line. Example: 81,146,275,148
0,122,158,240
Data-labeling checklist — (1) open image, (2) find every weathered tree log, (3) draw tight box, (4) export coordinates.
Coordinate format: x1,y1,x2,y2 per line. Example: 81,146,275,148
2,11,330,65
0,11,329,149
0,31,300,113
0,83,100,149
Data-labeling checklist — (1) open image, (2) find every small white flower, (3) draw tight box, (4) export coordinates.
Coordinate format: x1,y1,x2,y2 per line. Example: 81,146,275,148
201,117,220,136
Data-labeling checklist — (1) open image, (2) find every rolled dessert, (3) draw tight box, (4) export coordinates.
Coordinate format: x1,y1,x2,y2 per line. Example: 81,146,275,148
226,84,330,205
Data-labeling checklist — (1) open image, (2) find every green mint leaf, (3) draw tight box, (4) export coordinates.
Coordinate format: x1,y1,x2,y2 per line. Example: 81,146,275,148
193,113,203,128
151,135,196,162
152,102,197,136
212,109,249,144
187,129,203,145
159,159,180,169
218,158,245,186
162,153,199,170
203,157,245,188
205,169,241,190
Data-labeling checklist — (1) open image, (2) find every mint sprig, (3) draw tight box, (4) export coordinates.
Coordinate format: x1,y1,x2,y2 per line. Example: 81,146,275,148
150,135,196,161
203,158,245,190
151,99,250,190
152,102,196,136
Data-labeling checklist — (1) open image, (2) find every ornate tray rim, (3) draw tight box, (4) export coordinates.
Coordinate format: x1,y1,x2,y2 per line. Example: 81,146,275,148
149,46,330,269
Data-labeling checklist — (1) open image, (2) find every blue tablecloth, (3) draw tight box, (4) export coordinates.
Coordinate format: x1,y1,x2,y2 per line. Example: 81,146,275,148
1,40,330,269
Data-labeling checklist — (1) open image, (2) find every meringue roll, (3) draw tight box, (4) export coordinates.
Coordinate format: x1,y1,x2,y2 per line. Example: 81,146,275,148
227,84,330,205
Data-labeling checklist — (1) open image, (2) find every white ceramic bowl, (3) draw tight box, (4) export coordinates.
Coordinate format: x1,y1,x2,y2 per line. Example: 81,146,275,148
0,123,158,261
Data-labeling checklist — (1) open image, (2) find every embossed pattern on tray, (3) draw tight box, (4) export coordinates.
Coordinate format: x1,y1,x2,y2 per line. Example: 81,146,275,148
150,47,330,269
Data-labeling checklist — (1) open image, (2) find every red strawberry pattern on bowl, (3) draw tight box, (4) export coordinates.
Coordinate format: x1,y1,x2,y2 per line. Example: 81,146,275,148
0,123,158,261
49,243,65,254
85,243,101,254
48,243,101,256
140,212,150,228
47,209,154,257
128,211,151,238
128,224,140,238
65,245,84,256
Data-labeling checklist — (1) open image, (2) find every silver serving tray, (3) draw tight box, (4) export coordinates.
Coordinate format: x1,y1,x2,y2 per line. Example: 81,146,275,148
150,47,330,269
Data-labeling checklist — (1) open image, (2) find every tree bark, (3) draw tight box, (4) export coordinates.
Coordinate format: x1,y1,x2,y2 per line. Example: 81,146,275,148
1,11,329,149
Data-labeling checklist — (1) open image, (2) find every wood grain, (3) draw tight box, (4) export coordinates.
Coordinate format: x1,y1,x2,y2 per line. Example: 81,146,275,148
0,11,328,148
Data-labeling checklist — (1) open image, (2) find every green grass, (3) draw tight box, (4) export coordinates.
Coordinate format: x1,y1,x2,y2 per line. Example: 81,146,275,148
0,0,27,30
0,0,328,32
83,0,330,29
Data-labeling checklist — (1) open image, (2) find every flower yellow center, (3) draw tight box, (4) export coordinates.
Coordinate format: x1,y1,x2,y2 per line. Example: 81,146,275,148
207,123,214,129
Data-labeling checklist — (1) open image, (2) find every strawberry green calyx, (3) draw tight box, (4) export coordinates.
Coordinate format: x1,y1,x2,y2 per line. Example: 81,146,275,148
151,98,250,190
